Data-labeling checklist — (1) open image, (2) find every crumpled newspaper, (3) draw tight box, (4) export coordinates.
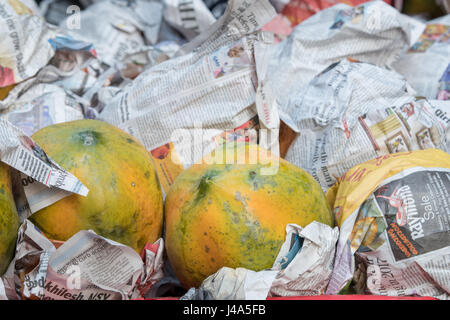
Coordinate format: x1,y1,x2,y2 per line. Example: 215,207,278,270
0,82,89,137
60,0,164,67
0,219,164,300
36,34,167,112
0,0,57,87
1,32,101,100
281,59,448,191
266,0,425,116
0,28,100,213
1,24,160,126
393,14,450,101
181,222,339,300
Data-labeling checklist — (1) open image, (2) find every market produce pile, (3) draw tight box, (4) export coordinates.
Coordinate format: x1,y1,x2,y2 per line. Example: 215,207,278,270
0,0,449,300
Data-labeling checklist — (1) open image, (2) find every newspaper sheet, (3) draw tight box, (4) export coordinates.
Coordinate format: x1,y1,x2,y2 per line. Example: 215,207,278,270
0,220,164,300
99,0,278,194
0,0,59,88
264,0,396,42
0,218,57,300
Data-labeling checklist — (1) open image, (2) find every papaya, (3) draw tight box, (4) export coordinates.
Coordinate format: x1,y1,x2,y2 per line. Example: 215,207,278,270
0,162,20,275
30,119,163,253
402,0,445,19
165,143,334,289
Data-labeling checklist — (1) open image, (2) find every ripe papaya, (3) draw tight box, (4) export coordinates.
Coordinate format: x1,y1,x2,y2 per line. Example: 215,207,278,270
30,120,163,253
0,163,19,275
165,143,334,288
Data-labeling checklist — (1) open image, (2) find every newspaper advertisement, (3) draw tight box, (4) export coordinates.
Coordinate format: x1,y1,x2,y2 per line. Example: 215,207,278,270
0,220,164,300
99,0,278,194
282,59,447,191
325,149,450,299
393,15,450,101
181,222,339,300
0,0,56,88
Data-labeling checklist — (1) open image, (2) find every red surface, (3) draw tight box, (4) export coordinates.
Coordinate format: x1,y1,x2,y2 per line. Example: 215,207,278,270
266,295,437,300
135,295,437,300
